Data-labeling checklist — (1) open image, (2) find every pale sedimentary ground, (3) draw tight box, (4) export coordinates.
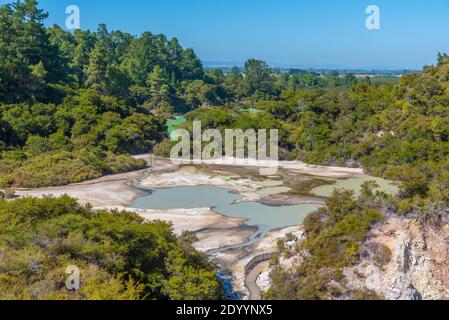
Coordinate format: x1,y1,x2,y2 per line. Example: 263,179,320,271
278,160,364,178
192,157,364,179
195,227,257,253
139,166,264,202
257,265,273,293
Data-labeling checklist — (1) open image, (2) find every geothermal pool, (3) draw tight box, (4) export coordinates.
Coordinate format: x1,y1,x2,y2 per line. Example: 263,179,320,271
131,173,398,235
131,185,322,232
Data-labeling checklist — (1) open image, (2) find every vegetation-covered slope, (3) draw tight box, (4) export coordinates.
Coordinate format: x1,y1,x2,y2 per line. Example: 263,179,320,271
0,195,222,300
0,0,207,188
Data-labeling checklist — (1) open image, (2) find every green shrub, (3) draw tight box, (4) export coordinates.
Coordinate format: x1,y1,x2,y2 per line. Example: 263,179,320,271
7,150,147,188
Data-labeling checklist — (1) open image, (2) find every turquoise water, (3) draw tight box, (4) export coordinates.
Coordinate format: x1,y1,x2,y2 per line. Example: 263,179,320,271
214,201,321,230
246,108,261,113
131,186,321,230
131,175,397,231
166,117,187,140
132,186,239,209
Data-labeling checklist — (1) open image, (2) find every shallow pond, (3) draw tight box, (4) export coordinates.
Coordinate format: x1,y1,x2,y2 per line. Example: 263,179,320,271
311,176,399,198
131,185,321,231
131,174,398,234
166,117,187,140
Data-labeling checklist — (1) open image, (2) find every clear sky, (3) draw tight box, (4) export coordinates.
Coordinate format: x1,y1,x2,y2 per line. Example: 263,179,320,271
10,0,449,69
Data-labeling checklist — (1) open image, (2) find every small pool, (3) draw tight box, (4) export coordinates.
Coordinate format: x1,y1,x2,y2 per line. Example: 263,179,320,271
166,117,187,140
311,176,399,198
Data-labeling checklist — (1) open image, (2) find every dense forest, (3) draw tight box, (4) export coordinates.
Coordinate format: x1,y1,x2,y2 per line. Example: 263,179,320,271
0,0,368,190
0,0,207,189
2,0,449,300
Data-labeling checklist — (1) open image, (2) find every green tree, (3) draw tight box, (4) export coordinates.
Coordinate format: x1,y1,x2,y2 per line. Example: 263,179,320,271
85,43,109,92
120,32,157,86
243,59,275,97
0,0,66,101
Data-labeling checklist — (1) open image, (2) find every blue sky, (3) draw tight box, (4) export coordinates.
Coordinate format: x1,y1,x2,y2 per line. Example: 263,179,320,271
8,0,449,69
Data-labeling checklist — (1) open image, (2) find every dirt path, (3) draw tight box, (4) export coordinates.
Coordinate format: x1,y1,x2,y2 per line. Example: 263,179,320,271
245,261,271,300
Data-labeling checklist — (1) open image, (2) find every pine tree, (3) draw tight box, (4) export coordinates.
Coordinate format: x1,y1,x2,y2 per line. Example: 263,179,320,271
120,33,157,86
147,65,169,96
0,0,66,101
72,30,96,85
85,42,109,92
15,0,67,82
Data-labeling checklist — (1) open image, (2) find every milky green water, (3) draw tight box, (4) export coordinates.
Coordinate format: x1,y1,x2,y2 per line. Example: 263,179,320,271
246,108,261,113
311,176,399,198
131,186,321,230
166,117,187,140
130,174,399,257
132,174,398,232
132,186,239,209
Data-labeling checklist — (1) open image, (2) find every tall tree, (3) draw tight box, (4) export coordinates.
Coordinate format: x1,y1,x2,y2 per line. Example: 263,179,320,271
13,0,67,82
243,59,275,97
85,42,109,92
120,32,157,86
223,66,245,102
0,0,67,102
71,29,96,85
